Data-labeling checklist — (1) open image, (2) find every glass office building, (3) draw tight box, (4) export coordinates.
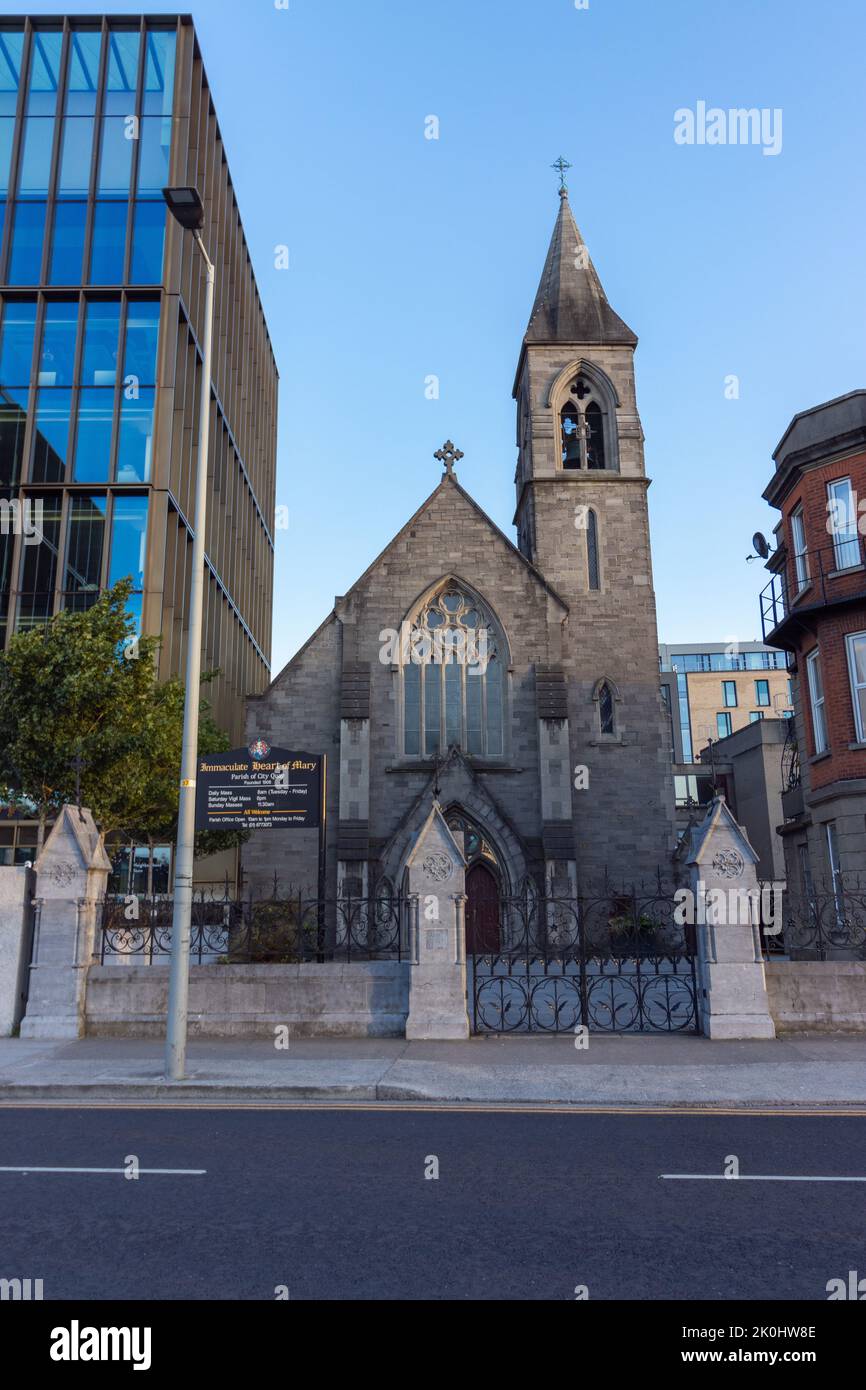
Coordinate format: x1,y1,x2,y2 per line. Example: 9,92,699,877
0,17,278,744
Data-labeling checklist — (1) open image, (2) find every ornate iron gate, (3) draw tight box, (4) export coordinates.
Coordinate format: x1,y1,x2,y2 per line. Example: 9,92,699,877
469,880,700,1034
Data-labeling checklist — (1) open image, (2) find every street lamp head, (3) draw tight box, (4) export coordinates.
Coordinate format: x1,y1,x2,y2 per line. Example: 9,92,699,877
162,186,205,231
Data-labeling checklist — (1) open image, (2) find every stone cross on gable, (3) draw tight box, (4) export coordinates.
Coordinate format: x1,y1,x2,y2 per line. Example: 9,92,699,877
434,440,464,477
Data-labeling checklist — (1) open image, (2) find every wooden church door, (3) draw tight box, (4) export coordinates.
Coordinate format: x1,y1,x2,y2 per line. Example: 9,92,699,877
465,862,500,953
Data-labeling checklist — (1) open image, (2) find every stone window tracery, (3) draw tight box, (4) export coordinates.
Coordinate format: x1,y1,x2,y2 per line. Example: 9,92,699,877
401,585,505,758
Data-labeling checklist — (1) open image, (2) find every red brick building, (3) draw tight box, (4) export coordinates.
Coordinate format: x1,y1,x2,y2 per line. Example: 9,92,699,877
760,390,866,892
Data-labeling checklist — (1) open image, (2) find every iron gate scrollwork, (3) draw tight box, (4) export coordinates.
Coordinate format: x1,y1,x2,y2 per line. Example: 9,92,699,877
469,879,700,1034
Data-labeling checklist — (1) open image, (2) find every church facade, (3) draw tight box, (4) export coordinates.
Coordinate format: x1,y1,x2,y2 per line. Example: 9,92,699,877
244,187,677,914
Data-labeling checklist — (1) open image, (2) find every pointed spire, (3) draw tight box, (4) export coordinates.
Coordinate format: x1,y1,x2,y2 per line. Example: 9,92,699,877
524,188,637,347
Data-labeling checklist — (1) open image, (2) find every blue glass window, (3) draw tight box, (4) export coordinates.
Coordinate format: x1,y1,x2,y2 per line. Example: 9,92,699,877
80,299,120,385
31,386,72,481
116,388,154,482
143,30,176,115
97,116,134,196
0,387,29,486
65,30,101,115
130,200,165,283
17,116,55,194
89,201,127,284
109,494,148,588
0,31,25,115
123,300,160,385
49,200,87,283
0,30,24,212
104,30,140,115
7,200,46,282
25,30,62,116
17,491,61,629
0,118,14,192
123,589,143,632
136,117,171,194
64,492,106,603
57,117,94,194
38,299,78,386
0,299,37,383
73,387,114,481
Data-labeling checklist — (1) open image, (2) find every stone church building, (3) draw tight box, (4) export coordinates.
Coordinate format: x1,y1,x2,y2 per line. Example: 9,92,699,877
244,187,677,918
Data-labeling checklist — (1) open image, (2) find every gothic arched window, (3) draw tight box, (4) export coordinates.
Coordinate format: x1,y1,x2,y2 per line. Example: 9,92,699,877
560,401,581,468
557,373,613,471
587,509,600,590
401,586,505,759
595,679,618,737
586,401,606,470
599,682,615,734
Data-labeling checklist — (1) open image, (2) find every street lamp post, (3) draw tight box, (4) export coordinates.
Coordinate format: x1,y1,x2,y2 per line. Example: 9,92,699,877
162,187,215,1082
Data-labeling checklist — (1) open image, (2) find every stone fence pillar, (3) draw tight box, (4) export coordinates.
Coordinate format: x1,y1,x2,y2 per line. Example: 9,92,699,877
686,795,775,1040
404,801,470,1040
20,805,112,1039
0,866,35,1035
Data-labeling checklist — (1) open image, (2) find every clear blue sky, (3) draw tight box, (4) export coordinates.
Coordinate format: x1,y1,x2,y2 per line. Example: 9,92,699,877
26,0,866,674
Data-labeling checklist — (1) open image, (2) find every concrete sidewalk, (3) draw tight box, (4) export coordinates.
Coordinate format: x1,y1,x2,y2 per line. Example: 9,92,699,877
1,1033,866,1107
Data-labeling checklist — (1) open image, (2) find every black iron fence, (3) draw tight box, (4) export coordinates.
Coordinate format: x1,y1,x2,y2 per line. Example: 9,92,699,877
98,874,866,975
469,878,700,1035
100,884,405,964
768,878,866,961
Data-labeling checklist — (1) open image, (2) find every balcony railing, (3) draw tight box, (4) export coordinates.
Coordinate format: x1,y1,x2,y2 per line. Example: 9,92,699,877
760,535,866,644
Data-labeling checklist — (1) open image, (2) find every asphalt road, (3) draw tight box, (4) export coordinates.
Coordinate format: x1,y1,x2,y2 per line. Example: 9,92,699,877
0,1106,864,1301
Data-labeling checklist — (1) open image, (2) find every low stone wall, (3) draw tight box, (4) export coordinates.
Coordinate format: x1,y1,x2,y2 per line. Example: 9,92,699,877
86,961,411,1038
766,961,866,1033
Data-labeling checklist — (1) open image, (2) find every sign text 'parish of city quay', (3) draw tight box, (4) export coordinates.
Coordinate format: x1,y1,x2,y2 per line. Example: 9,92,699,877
194,741,323,831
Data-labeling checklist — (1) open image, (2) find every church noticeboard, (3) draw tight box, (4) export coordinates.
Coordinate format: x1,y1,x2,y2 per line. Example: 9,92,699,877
194,742,324,831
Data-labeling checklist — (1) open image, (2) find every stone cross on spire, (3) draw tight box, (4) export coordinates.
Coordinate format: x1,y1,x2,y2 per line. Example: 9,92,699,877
434,440,464,477
550,155,572,194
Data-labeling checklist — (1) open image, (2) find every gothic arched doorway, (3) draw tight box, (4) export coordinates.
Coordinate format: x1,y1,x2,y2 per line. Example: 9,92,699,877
444,807,506,953
465,862,500,953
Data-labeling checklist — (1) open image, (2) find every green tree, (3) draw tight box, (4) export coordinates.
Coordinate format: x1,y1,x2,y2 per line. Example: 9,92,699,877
0,580,240,858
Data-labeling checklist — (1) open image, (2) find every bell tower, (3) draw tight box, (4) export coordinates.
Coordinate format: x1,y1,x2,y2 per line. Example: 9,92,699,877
515,170,676,875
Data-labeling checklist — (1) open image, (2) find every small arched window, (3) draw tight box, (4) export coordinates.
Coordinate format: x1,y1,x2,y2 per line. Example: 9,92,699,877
598,681,615,736
587,509,600,590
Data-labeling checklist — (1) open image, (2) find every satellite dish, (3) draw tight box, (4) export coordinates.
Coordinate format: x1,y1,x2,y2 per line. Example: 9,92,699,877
752,532,770,559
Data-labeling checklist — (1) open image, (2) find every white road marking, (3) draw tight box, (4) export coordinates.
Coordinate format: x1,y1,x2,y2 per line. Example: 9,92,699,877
660,1173,866,1182
0,1165,206,1175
